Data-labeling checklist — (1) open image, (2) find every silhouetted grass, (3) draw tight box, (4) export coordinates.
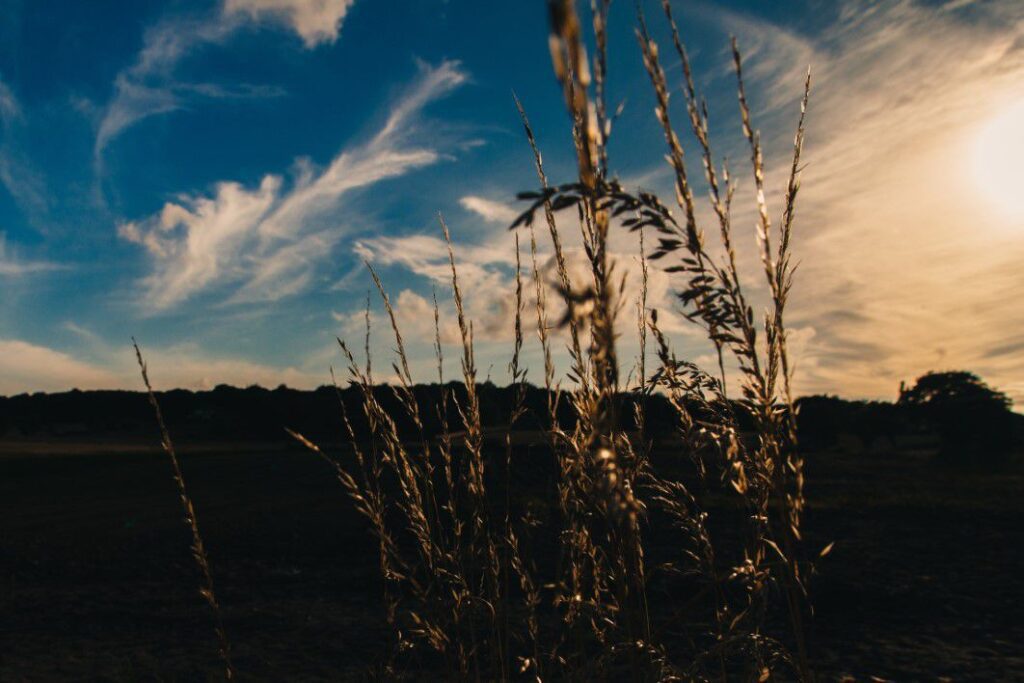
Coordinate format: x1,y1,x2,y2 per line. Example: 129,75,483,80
133,339,234,680
138,1,818,680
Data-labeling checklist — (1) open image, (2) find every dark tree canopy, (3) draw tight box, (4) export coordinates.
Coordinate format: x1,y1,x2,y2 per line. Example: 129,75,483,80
899,370,1015,464
898,371,1011,410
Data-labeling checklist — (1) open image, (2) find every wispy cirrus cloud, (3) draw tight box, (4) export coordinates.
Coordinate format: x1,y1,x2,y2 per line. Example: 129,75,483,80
96,13,244,156
95,0,355,156
0,233,62,276
690,0,1024,402
119,60,468,310
0,75,48,216
0,78,18,120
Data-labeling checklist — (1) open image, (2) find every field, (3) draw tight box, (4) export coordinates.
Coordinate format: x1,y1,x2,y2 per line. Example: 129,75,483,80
2,436,1022,681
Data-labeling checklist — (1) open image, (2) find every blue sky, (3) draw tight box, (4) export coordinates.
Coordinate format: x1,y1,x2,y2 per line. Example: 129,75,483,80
1,0,1022,405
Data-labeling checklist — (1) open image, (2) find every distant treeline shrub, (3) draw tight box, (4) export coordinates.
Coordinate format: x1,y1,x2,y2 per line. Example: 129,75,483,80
797,370,1019,464
5,377,1016,464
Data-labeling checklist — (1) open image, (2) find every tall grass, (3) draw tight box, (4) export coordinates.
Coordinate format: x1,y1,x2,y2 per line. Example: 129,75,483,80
289,1,817,679
141,0,817,679
133,339,235,680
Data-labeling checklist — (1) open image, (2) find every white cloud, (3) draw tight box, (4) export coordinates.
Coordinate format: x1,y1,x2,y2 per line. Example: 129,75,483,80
686,1,817,113
344,215,697,372
120,60,468,310
96,0,354,155
95,80,178,156
0,233,61,276
97,74,285,156
354,232,514,287
349,231,517,345
0,339,118,394
95,15,238,155
0,336,329,395
258,60,467,241
224,0,355,47
130,343,324,390
119,175,282,307
0,77,19,121
460,195,518,224
335,288,464,348
0,76,48,215
229,229,339,304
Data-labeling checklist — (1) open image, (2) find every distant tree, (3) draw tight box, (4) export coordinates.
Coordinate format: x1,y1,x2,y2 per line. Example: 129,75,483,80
899,371,1011,409
898,371,1014,465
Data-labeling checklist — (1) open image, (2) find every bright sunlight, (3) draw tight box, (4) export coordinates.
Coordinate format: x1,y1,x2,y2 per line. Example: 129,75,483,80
971,98,1024,220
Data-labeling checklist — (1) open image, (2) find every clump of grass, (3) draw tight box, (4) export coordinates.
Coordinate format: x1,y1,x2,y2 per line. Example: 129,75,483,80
133,339,234,680
290,0,818,679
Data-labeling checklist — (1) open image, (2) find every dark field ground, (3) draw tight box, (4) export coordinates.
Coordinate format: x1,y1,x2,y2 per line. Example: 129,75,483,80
1,437,1022,681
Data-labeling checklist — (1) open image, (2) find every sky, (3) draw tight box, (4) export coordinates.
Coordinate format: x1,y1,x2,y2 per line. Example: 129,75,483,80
0,0,1022,406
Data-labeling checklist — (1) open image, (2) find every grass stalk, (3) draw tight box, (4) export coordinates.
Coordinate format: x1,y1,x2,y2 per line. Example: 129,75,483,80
132,340,234,681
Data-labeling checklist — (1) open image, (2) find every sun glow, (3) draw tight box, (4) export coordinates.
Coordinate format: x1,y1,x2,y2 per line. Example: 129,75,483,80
971,99,1024,221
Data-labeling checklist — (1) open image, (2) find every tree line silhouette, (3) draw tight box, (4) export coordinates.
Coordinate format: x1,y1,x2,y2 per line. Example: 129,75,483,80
1,371,1018,466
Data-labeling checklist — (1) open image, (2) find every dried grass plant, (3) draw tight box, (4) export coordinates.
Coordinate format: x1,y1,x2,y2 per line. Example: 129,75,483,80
292,0,816,679
140,0,819,680
133,340,235,680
